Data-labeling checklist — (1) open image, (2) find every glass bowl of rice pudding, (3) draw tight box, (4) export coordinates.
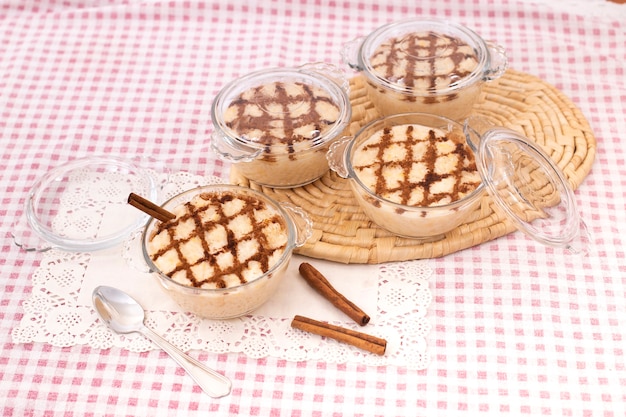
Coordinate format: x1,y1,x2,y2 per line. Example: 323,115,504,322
327,113,485,240
141,185,312,319
341,18,507,121
210,63,351,188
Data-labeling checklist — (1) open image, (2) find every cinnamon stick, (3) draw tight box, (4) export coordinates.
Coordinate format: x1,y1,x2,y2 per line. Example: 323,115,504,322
291,315,386,356
127,193,176,223
299,262,370,326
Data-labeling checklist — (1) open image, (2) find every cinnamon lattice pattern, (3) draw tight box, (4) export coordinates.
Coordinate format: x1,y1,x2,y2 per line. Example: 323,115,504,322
148,192,288,287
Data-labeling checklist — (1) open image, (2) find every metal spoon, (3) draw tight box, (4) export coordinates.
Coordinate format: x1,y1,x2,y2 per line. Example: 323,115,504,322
92,285,232,398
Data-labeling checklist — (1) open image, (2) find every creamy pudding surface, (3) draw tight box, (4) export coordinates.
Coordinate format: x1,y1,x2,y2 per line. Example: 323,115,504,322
352,123,481,207
369,31,480,97
147,191,289,289
223,80,341,154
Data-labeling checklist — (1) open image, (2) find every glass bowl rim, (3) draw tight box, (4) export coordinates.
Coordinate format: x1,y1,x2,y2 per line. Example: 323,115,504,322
210,66,352,153
141,184,298,295
357,17,492,96
344,112,486,212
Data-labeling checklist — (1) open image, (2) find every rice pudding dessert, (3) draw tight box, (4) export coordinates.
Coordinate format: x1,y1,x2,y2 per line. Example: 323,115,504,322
365,31,481,120
353,123,481,206
146,189,291,318
222,80,343,187
349,122,483,238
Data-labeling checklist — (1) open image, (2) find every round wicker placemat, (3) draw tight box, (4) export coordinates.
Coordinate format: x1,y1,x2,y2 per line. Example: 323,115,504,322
231,69,596,264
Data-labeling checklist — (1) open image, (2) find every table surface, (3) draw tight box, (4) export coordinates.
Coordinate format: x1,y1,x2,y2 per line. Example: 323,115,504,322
2,1,625,416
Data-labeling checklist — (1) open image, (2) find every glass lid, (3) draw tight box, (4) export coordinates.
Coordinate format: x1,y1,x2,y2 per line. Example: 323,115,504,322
11,156,163,252
464,119,590,254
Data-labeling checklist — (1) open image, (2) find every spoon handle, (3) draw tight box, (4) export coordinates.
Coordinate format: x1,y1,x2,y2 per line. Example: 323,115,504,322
140,326,232,398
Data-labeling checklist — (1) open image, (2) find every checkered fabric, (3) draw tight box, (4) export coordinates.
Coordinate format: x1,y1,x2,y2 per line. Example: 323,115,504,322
1,0,625,416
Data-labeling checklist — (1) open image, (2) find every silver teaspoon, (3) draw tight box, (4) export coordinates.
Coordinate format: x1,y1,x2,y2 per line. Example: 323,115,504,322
92,285,232,398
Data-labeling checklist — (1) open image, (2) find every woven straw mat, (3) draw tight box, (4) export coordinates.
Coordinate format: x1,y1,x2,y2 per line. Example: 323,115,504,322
230,69,596,264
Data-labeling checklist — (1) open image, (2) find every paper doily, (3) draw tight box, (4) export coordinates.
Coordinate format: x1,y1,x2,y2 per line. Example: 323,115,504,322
12,171,433,369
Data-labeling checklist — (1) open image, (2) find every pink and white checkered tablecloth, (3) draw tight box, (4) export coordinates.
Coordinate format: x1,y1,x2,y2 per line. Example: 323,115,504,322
1,0,625,416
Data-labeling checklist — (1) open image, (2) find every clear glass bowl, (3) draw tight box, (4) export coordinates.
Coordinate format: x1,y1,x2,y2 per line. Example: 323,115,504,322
327,113,485,240
342,18,507,121
210,63,352,188
141,185,312,319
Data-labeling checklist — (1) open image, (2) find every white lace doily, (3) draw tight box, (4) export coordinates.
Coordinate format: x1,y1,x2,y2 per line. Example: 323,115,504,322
12,171,433,369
